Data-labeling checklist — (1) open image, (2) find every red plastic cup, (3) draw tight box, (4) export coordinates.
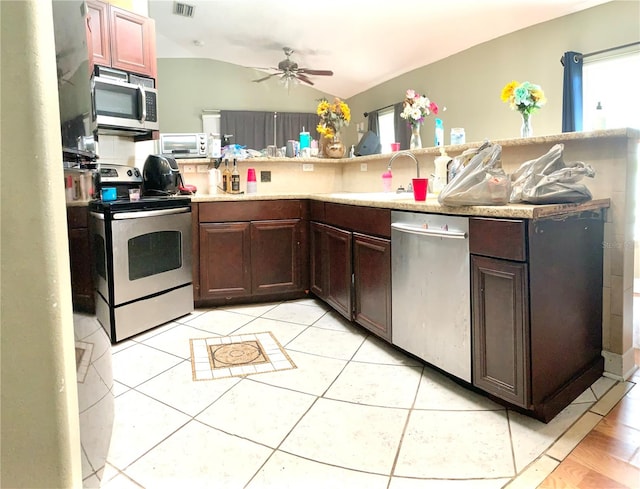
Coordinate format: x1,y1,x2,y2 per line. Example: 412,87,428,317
247,168,256,182
412,178,428,201
391,142,400,152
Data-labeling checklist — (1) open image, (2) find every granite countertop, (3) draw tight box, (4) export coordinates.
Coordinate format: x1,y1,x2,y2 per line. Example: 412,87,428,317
192,192,610,219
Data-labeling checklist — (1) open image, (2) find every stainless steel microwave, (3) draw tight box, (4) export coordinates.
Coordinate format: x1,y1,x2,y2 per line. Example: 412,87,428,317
92,67,159,136
159,133,208,158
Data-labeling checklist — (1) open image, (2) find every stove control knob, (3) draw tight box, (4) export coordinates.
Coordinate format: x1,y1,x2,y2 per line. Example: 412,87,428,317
134,169,140,177
127,169,133,176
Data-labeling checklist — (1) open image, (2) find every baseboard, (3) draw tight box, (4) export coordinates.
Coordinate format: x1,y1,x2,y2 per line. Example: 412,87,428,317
602,348,638,381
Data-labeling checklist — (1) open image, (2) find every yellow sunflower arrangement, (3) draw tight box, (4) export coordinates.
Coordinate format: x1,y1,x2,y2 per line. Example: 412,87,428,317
316,97,351,139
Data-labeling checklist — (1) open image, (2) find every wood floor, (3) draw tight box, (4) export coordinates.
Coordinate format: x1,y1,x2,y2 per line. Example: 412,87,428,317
538,349,640,488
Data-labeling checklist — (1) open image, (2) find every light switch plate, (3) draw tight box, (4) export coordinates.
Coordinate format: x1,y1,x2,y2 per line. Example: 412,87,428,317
197,165,209,173
360,163,368,171
302,163,314,172
183,165,196,173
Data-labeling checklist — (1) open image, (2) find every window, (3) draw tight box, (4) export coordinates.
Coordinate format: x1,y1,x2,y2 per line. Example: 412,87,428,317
377,107,395,153
583,51,640,241
583,51,640,130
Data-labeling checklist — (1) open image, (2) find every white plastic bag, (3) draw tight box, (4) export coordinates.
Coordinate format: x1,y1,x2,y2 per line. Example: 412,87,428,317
438,143,510,206
510,144,595,204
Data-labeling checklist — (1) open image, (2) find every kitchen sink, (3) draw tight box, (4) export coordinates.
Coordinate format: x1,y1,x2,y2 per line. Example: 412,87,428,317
329,192,417,201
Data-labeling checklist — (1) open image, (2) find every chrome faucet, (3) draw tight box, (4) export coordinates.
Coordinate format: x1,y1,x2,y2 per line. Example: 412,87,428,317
388,150,420,178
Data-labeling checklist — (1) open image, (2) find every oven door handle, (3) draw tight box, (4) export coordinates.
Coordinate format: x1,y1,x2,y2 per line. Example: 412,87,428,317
112,207,191,220
90,211,105,220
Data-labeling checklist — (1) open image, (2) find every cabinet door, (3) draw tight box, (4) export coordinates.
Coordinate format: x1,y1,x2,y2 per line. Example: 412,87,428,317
199,222,251,299
109,6,156,77
68,227,95,313
310,222,327,298
353,233,391,341
471,255,530,408
251,219,304,295
86,0,110,69
325,225,352,320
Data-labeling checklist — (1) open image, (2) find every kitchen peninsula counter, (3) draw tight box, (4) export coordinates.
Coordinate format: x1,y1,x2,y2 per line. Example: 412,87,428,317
191,192,610,220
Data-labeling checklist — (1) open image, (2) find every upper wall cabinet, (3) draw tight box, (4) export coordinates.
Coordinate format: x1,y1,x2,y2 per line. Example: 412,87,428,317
86,0,157,79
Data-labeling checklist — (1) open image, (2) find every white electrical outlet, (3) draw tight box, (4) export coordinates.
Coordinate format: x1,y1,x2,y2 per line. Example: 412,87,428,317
302,163,314,172
197,165,209,173
183,165,196,173
360,163,368,171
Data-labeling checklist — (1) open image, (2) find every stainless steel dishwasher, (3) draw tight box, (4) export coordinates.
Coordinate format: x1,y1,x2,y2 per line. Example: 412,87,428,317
391,211,471,382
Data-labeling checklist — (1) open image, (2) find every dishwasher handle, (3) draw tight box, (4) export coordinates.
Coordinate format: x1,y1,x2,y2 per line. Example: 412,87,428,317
391,222,467,239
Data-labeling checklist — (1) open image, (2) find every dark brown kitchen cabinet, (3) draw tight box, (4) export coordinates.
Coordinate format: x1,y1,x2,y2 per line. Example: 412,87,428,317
321,223,353,320
199,222,252,300
66,206,95,313
470,213,604,422
310,203,391,340
195,200,309,306
353,233,392,342
86,0,157,78
251,219,306,295
472,255,529,408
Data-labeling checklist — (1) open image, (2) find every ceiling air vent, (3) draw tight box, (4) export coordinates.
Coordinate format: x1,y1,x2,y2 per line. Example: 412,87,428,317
173,2,195,18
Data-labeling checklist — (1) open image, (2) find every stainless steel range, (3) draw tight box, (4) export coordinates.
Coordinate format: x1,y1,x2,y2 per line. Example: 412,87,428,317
89,164,193,343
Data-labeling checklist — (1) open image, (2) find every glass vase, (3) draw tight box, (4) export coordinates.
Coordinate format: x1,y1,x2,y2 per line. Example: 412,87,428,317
520,112,532,138
410,124,422,149
325,133,346,158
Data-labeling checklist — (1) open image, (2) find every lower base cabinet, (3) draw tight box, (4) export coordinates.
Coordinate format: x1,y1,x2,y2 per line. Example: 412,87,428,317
310,203,391,341
67,206,95,313
470,213,604,422
195,201,309,305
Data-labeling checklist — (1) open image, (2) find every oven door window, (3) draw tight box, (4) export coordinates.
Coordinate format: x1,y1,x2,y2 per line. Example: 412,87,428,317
128,231,182,280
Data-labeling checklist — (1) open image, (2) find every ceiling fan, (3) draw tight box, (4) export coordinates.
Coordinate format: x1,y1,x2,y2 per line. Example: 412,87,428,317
252,47,333,86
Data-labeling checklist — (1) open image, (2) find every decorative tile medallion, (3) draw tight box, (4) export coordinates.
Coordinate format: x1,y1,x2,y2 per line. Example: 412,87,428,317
75,341,93,383
189,332,296,381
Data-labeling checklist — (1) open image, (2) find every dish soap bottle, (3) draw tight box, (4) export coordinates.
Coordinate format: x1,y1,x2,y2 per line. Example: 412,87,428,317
382,170,393,192
434,118,444,147
433,147,452,194
222,159,231,193
231,159,240,193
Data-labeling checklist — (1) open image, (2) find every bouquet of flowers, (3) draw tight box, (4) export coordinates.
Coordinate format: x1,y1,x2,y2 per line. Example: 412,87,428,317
316,97,351,138
500,81,546,115
400,89,439,128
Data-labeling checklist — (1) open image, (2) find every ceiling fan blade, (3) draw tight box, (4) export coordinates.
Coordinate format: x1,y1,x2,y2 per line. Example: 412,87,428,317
296,73,314,86
298,69,333,76
252,73,280,83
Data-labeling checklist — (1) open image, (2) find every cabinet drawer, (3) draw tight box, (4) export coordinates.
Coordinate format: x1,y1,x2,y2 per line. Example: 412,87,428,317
324,203,391,238
199,200,306,223
469,218,526,261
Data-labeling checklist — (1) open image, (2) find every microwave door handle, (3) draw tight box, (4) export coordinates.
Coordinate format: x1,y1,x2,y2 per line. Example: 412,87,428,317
138,85,146,123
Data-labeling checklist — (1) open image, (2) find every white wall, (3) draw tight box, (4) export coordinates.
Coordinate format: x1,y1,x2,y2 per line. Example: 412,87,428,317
1,1,82,487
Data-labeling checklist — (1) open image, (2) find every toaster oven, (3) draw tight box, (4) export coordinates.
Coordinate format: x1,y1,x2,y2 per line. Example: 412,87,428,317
159,133,208,158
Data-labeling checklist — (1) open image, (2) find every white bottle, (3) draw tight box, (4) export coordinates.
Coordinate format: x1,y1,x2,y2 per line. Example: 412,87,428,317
433,148,452,194
594,102,606,130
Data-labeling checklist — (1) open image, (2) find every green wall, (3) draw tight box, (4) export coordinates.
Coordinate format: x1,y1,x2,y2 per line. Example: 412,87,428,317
157,1,639,145
156,58,334,133
345,0,640,146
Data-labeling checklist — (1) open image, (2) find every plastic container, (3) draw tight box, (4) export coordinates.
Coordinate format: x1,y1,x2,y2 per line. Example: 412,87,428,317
299,129,310,149
101,187,117,202
246,168,257,194
434,118,444,147
382,170,393,192
450,128,465,145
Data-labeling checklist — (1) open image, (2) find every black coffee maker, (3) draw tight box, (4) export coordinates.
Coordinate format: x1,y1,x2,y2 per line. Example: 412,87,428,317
142,155,182,196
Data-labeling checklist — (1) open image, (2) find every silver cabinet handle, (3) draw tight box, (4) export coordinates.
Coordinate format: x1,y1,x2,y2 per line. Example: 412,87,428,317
391,222,467,239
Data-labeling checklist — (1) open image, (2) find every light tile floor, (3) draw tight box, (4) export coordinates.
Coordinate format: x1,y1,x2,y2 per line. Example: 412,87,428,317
81,298,635,489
